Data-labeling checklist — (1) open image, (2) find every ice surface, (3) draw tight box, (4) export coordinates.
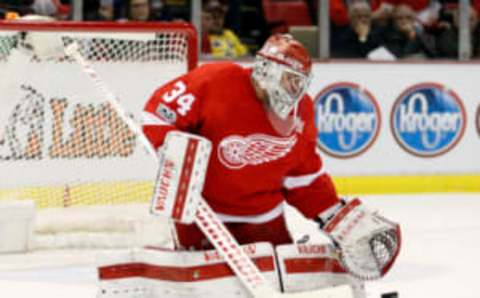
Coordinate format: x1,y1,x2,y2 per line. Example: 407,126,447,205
0,193,479,298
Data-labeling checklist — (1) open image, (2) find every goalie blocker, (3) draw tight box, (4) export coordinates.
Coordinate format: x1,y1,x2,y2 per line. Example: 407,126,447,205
150,131,212,224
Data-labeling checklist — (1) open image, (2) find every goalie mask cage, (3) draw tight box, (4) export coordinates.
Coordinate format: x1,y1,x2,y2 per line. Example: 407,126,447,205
0,21,197,251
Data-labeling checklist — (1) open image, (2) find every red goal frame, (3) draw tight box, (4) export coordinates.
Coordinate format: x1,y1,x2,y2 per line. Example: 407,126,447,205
0,20,198,70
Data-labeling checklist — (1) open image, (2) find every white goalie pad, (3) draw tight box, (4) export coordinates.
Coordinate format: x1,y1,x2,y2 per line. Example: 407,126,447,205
275,244,366,298
96,242,280,298
151,131,212,224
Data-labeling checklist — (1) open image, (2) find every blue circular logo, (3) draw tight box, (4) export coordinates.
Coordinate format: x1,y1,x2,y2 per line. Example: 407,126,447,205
391,83,466,157
314,83,381,158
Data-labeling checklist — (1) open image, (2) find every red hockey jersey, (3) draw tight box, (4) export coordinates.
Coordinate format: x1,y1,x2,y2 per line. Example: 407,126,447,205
142,62,339,220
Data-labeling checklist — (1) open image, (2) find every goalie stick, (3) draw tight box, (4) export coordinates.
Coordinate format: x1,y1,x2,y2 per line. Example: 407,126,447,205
64,42,352,298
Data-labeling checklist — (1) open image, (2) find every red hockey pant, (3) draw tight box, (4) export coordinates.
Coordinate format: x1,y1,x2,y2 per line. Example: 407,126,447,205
174,214,293,250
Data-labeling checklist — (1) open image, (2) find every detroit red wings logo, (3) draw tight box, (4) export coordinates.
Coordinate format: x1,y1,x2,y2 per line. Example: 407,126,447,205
218,134,297,169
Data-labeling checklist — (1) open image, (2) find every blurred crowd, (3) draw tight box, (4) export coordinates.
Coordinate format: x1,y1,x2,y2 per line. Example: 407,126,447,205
1,0,479,60
330,0,480,59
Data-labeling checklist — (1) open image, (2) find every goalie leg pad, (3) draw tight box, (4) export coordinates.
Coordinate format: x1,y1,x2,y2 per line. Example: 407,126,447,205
275,244,366,298
96,242,280,298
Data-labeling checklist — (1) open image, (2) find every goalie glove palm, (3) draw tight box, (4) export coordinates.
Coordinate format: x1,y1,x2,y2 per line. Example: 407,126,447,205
320,198,401,280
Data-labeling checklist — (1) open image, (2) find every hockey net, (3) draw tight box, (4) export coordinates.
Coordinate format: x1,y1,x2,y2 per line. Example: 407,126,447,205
0,20,197,250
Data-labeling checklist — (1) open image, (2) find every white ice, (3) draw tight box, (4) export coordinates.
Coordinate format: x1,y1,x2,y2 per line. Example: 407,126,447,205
0,193,479,298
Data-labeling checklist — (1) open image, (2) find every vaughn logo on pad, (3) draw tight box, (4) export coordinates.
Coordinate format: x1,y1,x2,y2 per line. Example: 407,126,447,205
314,82,381,158
391,83,466,157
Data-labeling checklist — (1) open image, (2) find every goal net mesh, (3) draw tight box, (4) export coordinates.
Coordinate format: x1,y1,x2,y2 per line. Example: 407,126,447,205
0,21,197,250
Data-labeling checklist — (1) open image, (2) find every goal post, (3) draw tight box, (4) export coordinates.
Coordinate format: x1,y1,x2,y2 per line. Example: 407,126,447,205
0,20,198,251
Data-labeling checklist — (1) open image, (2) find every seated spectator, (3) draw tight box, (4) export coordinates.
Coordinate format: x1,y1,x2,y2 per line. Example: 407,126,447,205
374,0,440,29
150,0,173,21
372,1,395,28
202,1,249,59
382,4,436,59
0,1,34,17
201,4,213,55
126,0,151,21
163,0,189,20
30,0,69,19
125,0,171,21
436,5,480,59
332,2,384,58
329,0,391,52
84,0,114,21
328,0,389,28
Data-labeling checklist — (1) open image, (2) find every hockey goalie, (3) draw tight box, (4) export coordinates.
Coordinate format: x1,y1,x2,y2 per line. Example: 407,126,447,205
97,34,401,298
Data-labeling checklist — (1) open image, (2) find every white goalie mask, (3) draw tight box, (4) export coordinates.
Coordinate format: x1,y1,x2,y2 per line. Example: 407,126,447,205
252,34,312,135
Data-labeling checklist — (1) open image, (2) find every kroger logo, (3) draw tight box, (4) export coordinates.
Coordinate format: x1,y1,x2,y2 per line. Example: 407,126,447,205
314,83,381,158
391,83,466,157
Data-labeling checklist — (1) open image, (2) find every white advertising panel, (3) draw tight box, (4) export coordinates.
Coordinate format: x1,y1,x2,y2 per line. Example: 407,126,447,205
0,53,183,190
1,59,479,195
308,62,479,175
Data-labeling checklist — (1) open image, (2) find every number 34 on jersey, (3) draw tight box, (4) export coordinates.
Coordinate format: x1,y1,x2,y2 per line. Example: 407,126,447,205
162,81,196,117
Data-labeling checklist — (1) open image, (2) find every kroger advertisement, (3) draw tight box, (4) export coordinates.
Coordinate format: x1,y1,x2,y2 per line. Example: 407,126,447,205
1,60,478,186
307,62,479,176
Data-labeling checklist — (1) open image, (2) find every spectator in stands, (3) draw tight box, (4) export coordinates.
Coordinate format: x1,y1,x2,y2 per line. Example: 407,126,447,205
332,2,384,58
371,1,394,28
202,0,249,59
150,0,173,21
437,1,480,29
436,5,480,58
329,0,392,54
84,0,114,21
126,0,151,21
382,4,436,59
124,0,172,21
30,0,70,19
0,0,34,17
201,4,213,56
227,0,268,53
370,0,442,30
163,0,189,20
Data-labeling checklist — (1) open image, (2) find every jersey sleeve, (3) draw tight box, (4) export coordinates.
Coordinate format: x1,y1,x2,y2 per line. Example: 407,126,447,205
283,97,341,219
142,65,208,150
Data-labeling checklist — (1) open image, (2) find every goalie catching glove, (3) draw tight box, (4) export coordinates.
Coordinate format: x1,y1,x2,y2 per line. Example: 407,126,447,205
316,198,401,280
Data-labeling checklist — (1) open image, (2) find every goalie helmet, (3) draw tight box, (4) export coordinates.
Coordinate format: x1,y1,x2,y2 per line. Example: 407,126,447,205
252,34,312,130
